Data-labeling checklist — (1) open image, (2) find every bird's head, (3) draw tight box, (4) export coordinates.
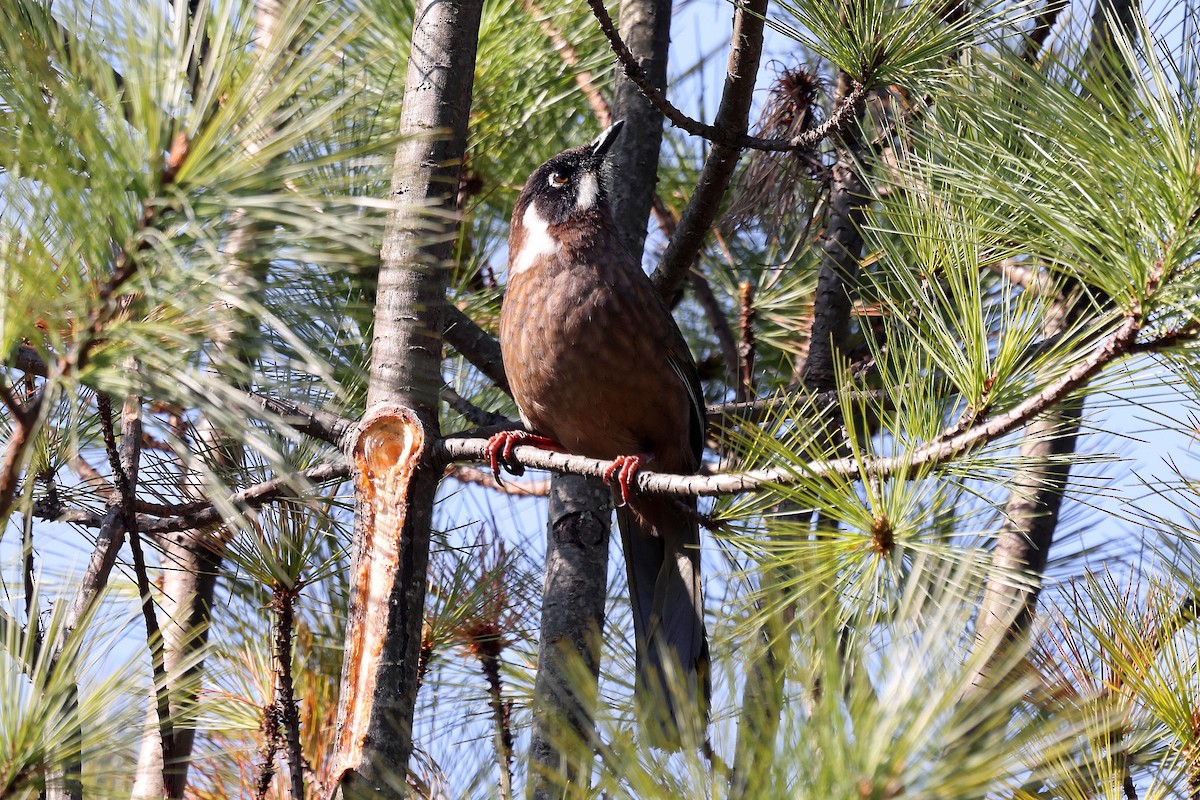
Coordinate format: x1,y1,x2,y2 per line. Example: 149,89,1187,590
513,120,624,228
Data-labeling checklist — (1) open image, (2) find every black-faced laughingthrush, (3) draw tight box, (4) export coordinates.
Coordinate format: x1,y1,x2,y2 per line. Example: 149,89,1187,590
487,121,709,748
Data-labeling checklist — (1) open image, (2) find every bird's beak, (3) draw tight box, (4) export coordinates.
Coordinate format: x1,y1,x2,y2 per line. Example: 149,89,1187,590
587,120,625,162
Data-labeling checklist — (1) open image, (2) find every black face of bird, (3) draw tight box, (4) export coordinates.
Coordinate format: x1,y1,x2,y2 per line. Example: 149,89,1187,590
516,120,625,228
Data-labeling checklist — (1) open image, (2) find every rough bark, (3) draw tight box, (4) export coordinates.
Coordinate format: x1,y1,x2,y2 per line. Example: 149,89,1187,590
328,0,483,791
972,398,1082,643
800,94,870,393
606,0,671,260
528,476,613,800
649,0,767,301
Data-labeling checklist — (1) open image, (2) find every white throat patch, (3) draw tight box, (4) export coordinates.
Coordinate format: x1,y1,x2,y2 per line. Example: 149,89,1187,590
576,172,599,210
510,204,559,276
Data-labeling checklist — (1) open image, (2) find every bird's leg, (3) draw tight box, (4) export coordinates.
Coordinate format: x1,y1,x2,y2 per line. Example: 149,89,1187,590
484,430,563,482
603,454,651,508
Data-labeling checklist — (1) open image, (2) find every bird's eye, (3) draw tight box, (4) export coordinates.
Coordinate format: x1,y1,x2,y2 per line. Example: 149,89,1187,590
548,170,570,188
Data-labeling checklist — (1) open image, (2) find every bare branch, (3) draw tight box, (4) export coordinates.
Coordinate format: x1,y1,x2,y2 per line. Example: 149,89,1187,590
0,389,45,523
801,74,871,393
441,386,516,429
445,464,551,497
251,393,354,446
436,316,1147,496
99,393,175,777
47,462,350,533
585,0,866,153
650,0,768,301
1022,0,1068,65
689,270,740,391
443,305,510,394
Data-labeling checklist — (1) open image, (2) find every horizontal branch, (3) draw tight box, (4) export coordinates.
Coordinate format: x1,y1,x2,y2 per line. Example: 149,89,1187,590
33,317,1184,525
434,316,1145,496
51,462,350,533
250,392,354,446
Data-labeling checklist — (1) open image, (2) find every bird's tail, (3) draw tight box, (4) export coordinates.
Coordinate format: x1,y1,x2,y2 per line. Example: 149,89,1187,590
617,494,710,749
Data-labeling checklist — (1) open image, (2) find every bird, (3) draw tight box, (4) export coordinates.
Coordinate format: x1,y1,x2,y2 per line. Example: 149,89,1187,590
486,120,709,748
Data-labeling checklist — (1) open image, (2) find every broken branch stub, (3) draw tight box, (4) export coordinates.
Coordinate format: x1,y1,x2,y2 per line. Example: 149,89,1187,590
328,404,426,795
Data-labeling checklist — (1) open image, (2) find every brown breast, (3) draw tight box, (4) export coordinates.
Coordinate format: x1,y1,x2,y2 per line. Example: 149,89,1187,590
500,218,698,474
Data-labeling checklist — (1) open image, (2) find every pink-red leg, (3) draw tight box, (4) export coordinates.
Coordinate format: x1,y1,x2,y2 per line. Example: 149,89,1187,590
484,430,562,482
603,454,648,507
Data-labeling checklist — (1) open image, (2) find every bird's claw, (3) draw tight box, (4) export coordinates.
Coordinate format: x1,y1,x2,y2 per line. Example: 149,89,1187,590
603,455,644,508
484,431,561,484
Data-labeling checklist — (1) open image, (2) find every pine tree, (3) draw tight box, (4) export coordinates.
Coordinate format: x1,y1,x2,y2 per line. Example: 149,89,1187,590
4,0,1200,797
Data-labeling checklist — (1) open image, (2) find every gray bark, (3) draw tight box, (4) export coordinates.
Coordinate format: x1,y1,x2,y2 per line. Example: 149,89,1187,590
528,477,613,800
607,0,671,261
330,0,483,792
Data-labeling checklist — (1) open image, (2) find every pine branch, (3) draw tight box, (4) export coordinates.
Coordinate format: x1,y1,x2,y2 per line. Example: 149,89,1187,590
585,0,866,153
650,0,767,301
436,315,1152,496
99,392,176,783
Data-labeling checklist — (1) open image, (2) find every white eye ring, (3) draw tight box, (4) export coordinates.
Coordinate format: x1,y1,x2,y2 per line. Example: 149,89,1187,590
548,171,570,188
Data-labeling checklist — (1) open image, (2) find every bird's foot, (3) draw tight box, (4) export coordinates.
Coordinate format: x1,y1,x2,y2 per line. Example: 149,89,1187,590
603,454,648,508
484,430,562,483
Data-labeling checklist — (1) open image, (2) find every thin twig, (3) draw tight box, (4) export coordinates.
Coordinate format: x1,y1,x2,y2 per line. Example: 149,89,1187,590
988,258,1058,297
39,318,1187,529
272,584,306,799
585,0,866,152
100,392,175,777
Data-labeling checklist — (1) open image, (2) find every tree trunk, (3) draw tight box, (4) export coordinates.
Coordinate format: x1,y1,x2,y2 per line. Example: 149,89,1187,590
607,0,671,261
528,476,612,800
131,534,222,799
326,0,483,793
